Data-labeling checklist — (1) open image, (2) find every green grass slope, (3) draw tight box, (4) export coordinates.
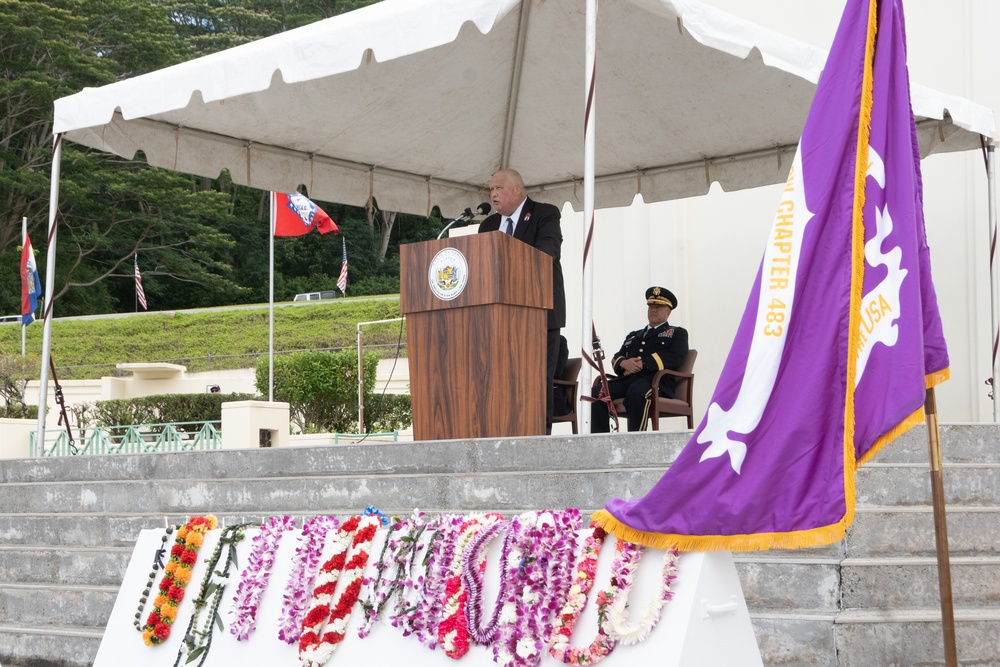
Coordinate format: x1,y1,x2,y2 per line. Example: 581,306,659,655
0,297,405,379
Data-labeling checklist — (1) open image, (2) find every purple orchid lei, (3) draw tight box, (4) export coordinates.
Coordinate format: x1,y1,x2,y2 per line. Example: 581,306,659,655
357,510,428,638
389,514,438,634
229,515,296,641
276,514,338,644
494,509,582,667
407,513,465,648
462,519,515,646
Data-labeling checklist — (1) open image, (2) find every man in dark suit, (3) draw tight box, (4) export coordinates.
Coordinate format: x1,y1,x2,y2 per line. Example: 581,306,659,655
591,286,689,432
479,169,566,433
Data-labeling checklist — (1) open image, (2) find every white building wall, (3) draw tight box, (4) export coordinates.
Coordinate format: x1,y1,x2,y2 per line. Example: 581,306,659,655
558,0,1000,426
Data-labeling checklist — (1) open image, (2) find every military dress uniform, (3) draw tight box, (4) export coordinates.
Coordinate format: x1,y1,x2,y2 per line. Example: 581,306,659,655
591,288,689,432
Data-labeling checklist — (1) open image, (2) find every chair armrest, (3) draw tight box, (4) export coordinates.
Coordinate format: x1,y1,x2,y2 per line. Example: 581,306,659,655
651,367,693,394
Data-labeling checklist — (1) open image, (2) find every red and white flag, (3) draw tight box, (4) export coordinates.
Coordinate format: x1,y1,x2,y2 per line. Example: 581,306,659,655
134,254,147,310
271,192,338,236
337,238,348,294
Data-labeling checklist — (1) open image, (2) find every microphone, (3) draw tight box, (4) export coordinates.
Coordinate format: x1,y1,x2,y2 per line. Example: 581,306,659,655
437,202,492,239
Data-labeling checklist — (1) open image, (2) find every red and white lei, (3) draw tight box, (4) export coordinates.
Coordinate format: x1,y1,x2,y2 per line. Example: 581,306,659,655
547,524,617,665
298,514,381,667
407,513,465,647
437,512,503,659
278,515,338,644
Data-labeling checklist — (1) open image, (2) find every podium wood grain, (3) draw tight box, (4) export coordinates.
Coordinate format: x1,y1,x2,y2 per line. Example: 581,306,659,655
401,233,552,440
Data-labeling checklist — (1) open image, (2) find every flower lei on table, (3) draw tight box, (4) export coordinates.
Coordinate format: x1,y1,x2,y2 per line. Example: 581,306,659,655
298,514,381,667
229,515,296,641
404,513,465,648
494,509,582,667
277,515,339,644
142,515,218,646
133,524,177,633
602,541,679,645
389,514,439,634
173,522,250,667
547,523,618,665
357,510,428,639
462,518,515,647
437,512,503,659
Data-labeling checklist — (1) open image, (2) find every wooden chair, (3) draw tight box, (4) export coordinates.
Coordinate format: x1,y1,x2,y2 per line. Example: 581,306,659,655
612,349,698,430
552,357,582,434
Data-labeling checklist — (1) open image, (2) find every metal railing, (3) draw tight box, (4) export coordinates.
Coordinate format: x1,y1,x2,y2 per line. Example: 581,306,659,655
30,421,222,457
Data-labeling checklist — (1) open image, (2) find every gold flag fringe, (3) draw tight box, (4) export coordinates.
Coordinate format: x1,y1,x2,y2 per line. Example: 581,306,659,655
591,509,849,553
857,368,951,466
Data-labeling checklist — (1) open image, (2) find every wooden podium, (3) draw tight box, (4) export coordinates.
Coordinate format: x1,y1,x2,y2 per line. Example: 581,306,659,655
400,232,553,440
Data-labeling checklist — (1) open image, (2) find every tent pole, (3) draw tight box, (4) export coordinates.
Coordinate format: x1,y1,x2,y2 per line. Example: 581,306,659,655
924,387,957,667
36,135,64,454
580,0,597,434
268,193,275,403
987,139,998,421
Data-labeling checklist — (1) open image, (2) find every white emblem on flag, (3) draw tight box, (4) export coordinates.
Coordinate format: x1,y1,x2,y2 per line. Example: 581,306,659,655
855,147,906,385
697,148,815,474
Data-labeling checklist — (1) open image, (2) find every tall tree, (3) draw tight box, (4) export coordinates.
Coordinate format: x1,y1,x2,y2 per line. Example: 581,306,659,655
0,0,438,318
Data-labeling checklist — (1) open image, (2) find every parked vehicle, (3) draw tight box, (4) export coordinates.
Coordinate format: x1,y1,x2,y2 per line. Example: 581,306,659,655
0,315,21,324
293,291,338,302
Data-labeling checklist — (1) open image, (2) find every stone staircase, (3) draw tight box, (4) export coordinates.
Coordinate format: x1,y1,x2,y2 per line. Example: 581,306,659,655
1,423,998,666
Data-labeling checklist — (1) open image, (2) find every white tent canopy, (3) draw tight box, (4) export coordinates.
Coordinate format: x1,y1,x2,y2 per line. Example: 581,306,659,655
44,0,996,439
54,0,994,218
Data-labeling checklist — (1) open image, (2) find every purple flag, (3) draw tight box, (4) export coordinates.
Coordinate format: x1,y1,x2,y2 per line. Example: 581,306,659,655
593,0,948,552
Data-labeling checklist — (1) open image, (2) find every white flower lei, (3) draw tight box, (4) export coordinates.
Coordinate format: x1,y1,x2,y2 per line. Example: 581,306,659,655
602,544,679,646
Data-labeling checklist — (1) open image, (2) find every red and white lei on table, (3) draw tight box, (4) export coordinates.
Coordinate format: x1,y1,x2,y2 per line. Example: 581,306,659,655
298,514,381,667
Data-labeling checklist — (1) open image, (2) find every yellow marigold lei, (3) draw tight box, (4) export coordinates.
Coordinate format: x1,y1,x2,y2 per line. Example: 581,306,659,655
142,515,219,646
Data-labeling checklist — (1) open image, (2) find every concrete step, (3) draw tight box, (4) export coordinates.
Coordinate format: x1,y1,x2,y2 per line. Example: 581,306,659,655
2,422,996,487
0,584,117,629
841,556,1000,610
751,613,837,667
0,433,687,483
0,514,152,548
0,469,670,516
0,462,993,519
856,462,1000,507
0,622,101,667
846,506,1000,558
0,546,130,587
834,608,1000,667
736,558,841,612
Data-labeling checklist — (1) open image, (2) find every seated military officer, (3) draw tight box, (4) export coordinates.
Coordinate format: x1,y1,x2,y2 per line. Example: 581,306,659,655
591,286,690,432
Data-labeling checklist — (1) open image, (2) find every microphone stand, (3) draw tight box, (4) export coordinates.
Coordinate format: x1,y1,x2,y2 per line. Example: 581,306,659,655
437,210,474,240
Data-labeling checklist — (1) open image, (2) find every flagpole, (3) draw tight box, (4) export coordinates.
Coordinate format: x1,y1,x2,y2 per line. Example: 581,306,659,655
923,387,958,667
21,217,27,357
986,138,998,421
37,135,64,452
268,193,275,403
580,0,597,434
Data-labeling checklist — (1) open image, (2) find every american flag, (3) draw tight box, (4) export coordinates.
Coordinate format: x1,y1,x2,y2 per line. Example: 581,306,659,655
337,238,348,294
134,254,147,310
